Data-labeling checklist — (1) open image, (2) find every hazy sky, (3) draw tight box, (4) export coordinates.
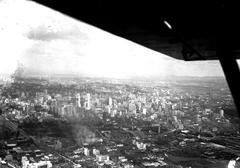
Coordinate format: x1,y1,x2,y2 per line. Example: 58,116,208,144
0,0,233,79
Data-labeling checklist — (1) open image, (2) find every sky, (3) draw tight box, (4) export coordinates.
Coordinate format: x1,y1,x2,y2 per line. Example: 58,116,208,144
0,0,232,79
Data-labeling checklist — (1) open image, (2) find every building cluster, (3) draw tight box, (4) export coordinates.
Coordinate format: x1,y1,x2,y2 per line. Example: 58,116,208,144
0,77,238,167
0,137,56,168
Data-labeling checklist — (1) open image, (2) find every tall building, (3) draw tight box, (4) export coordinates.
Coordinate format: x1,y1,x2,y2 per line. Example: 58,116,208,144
86,93,91,110
76,93,81,107
158,125,161,133
109,97,113,107
107,106,111,114
219,109,224,118
84,148,90,156
142,108,147,115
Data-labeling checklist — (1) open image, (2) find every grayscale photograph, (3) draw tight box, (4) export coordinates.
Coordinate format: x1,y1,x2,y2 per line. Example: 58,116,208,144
0,0,240,168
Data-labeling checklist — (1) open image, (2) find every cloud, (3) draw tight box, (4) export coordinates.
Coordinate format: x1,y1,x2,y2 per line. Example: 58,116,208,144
27,24,89,42
20,39,88,75
27,25,66,41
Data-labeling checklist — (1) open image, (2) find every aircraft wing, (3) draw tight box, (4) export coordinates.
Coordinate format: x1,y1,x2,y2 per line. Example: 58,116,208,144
32,0,239,61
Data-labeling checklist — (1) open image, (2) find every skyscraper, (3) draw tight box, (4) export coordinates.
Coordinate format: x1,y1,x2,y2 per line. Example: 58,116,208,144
84,148,90,156
219,109,224,118
86,93,91,110
76,93,81,107
109,97,113,107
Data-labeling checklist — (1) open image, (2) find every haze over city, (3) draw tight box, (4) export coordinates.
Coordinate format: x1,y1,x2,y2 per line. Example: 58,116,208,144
0,0,231,79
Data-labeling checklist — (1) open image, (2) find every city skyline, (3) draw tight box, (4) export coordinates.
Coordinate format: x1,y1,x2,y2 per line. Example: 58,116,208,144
0,0,236,79
1,1,240,167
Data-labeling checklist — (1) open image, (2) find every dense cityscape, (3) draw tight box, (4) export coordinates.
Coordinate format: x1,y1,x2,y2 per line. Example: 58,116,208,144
0,70,240,168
